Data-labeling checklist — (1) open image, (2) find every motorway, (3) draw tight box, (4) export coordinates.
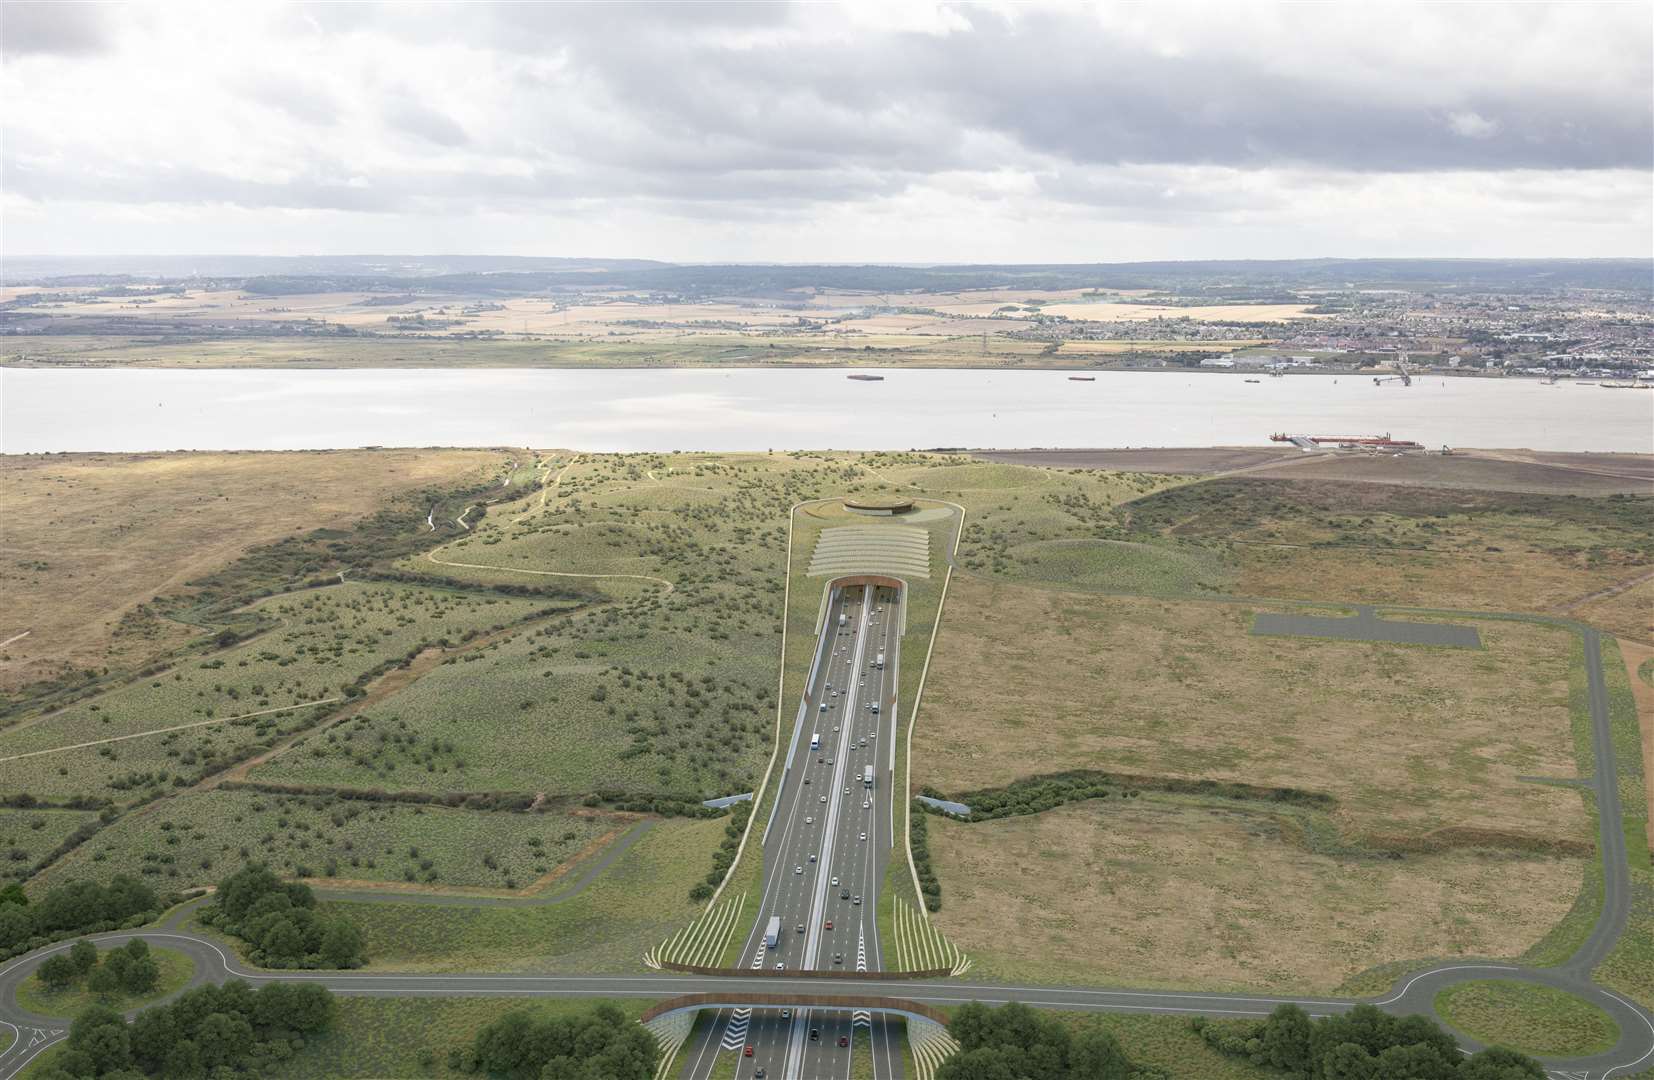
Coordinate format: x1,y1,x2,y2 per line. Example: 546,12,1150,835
5,595,1654,1079
679,582,904,1080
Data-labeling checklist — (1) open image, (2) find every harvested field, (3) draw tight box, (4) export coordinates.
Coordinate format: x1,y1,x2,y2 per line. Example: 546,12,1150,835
0,448,510,694
917,578,1588,847
927,798,1584,994
26,788,615,894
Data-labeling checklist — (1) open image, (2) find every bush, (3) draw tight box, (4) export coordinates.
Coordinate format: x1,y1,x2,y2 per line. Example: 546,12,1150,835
1201,1002,1546,1079
200,864,365,969
32,979,335,1079
471,1003,656,1080
0,875,162,962
909,801,942,912
938,1001,1134,1080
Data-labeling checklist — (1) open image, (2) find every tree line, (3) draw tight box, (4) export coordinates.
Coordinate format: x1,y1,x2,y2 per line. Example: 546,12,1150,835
937,1001,1161,1080
0,876,162,961
32,981,335,1080
1197,1002,1546,1079
37,938,160,998
197,864,364,969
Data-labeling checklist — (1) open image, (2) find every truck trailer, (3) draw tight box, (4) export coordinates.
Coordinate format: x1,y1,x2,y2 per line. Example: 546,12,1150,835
765,916,781,948
863,765,874,788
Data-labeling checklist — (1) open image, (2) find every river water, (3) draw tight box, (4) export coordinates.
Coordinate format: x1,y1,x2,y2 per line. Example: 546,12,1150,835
1,368,1649,453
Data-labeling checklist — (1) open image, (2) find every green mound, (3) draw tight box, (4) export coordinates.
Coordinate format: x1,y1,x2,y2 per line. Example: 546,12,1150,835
1434,979,1619,1057
1005,539,1229,594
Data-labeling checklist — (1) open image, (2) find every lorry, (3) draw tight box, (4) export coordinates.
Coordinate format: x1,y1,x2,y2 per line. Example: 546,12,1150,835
839,613,848,627
863,765,874,788
810,732,821,750
875,652,885,669
765,916,781,948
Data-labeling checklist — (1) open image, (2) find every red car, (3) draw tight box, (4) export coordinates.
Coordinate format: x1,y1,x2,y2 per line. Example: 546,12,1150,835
824,920,833,930
839,1035,850,1048
744,1045,753,1057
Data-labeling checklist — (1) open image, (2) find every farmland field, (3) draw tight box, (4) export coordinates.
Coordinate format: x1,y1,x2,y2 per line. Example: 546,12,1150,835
926,798,1583,994
0,583,561,804
0,447,514,696
26,789,618,894
314,814,724,972
917,579,1588,847
0,808,101,884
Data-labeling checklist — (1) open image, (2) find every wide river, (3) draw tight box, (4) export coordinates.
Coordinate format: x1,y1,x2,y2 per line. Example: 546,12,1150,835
1,368,1650,454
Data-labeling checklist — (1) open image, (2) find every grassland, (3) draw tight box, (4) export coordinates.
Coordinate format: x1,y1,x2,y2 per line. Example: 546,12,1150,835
306,814,722,972
926,798,1581,994
1434,980,1620,1057
0,448,512,696
918,580,1587,848
0,583,558,805
1116,478,1654,614
0,808,101,884
26,789,616,894
13,944,195,1019
263,996,653,1079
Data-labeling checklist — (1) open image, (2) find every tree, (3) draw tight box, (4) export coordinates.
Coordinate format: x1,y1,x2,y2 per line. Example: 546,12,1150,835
68,938,99,973
194,1011,254,1069
1069,1027,1131,1079
87,962,121,999
119,944,160,995
318,917,363,968
1259,1002,1315,1074
70,1004,133,1074
36,952,79,992
1459,1047,1547,1080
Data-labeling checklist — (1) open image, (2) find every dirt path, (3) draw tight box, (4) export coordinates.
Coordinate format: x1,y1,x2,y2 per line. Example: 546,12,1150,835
1618,638,1654,856
1556,566,1654,616
0,631,30,650
0,698,341,763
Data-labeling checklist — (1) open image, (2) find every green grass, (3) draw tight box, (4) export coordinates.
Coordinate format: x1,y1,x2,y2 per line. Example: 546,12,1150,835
314,815,720,972
1596,865,1654,1010
13,944,194,1019
27,789,613,894
262,996,652,1078
1435,980,1620,1057
1601,635,1651,873
0,583,555,804
995,538,1230,594
0,808,101,884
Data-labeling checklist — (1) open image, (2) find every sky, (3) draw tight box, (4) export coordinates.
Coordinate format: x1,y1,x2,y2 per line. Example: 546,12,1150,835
2,0,1650,262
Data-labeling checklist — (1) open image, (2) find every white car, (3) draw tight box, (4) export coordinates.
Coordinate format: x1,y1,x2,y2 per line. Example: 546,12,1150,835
806,816,814,825
863,800,870,809
859,832,866,841
820,795,827,803
843,786,850,795
794,865,803,874
830,876,839,886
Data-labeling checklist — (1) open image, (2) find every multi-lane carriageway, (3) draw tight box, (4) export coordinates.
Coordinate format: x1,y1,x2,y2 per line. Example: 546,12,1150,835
681,583,905,1080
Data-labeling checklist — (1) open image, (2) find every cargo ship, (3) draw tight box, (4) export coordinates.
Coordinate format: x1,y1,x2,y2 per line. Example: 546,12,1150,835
847,373,885,382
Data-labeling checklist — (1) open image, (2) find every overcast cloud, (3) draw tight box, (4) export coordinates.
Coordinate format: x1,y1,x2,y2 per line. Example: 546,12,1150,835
1,0,1649,260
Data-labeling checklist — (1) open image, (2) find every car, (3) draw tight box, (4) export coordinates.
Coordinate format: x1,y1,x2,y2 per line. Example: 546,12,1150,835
830,876,839,886
840,889,850,899
810,1028,820,1042
833,725,840,732
804,777,811,785
775,961,785,970
868,732,876,739
797,924,805,933
805,815,814,825
794,865,803,874
833,952,843,964
853,895,862,905
859,739,866,748
755,1070,766,1079
843,786,850,795
862,800,871,809
809,853,817,863
781,1010,790,1020
824,920,833,930
817,756,824,763
820,795,827,803
745,1046,754,1058
827,758,834,765
839,1035,850,1047
859,832,866,841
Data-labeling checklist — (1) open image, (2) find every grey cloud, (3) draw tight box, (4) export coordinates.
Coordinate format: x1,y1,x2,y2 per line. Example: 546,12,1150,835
383,97,470,147
232,71,340,126
1,1,114,57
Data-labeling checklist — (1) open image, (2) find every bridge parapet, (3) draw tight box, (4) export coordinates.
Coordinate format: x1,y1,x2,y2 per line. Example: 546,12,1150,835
639,992,948,1026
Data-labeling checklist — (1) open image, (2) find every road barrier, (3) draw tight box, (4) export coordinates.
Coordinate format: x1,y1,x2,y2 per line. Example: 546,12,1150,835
640,992,949,1025
658,959,951,981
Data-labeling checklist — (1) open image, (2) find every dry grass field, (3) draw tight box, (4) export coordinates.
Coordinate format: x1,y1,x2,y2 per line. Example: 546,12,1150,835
0,449,512,693
916,578,1588,848
1037,301,1321,322
928,799,1583,994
